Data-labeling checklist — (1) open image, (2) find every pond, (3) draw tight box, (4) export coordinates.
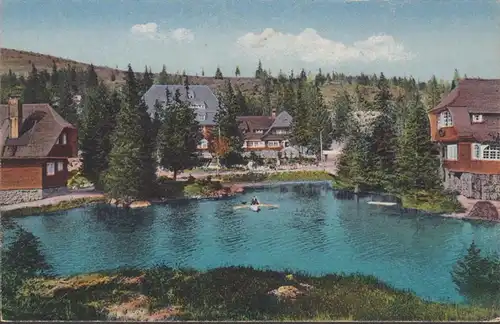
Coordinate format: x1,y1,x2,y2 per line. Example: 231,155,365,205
5,182,500,303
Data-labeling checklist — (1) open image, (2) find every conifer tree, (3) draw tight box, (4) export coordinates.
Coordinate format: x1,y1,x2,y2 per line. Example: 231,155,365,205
105,65,156,203
157,65,169,84
290,80,312,154
141,66,154,94
85,64,99,89
396,91,440,192
371,72,397,189
282,82,296,117
22,64,50,104
157,89,202,180
234,85,249,115
331,89,353,142
235,66,241,77
425,75,443,110
201,68,205,77
80,82,113,188
214,67,224,79
214,81,244,164
255,60,264,79
56,73,78,125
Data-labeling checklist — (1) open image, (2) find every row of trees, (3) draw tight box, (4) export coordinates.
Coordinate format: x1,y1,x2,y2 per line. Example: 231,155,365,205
334,73,445,194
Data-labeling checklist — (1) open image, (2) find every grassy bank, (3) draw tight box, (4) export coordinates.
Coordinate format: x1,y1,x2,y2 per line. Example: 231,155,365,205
331,174,464,214
6,266,498,321
1,196,106,218
221,170,335,183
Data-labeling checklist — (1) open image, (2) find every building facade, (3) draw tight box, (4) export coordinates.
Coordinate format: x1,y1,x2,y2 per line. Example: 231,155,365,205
0,98,78,205
238,110,292,152
429,79,500,200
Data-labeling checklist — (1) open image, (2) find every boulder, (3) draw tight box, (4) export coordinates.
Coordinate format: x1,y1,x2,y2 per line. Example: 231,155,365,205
268,285,305,300
106,294,151,321
130,201,152,209
468,201,499,220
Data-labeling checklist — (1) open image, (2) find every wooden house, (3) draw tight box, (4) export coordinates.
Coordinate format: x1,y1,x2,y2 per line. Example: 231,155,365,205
0,97,78,205
428,79,500,200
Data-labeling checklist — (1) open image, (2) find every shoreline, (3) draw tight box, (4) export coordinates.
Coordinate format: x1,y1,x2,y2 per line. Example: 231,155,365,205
1,181,499,224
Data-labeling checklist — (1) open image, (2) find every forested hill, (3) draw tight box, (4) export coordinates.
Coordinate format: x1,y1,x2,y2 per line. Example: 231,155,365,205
1,47,455,105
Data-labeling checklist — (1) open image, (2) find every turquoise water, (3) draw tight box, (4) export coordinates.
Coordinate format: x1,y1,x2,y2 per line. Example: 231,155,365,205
5,182,500,303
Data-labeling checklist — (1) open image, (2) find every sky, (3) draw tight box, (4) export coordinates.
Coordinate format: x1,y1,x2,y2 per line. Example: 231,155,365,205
2,0,499,81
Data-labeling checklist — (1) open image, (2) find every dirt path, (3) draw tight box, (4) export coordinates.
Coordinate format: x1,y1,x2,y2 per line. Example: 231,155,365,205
0,191,104,212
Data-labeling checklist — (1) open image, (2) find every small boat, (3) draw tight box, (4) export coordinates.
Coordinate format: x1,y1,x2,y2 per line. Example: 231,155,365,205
367,201,397,206
250,204,260,212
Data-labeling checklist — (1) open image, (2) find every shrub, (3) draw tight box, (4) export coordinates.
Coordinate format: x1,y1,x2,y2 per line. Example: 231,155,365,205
67,171,93,189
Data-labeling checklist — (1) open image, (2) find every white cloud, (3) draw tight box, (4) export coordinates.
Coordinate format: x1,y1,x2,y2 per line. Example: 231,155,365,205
170,28,195,43
235,28,414,64
130,23,194,43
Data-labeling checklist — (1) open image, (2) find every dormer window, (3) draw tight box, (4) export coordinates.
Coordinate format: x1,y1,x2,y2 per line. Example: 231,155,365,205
471,114,483,123
254,129,264,134
438,110,453,128
197,113,206,121
187,90,195,99
57,132,68,145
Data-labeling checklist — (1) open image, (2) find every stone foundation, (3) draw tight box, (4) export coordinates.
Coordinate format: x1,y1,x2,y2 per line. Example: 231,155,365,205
444,171,500,200
0,187,69,206
0,189,43,206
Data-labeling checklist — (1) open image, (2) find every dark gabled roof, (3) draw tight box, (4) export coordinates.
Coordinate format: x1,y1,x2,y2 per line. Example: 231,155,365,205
430,79,500,142
238,111,293,141
0,104,75,158
431,79,500,113
143,85,220,126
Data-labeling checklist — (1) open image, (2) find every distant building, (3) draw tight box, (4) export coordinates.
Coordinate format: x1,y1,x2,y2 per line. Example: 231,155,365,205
143,84,220,151
0,98,78,205
428,78,500,200
238,110,292,152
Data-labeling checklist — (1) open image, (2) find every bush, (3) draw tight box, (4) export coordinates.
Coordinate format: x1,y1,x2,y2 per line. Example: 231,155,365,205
401,190,465,214
156,176,184,199
67,171,93,189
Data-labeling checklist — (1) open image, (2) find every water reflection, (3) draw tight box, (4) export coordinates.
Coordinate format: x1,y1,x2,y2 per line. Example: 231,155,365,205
214,200,249,254
162,200,201,265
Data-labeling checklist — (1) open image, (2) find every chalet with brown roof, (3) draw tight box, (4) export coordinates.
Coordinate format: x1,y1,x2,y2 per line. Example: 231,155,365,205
428,78,500,200
0,97,78,205
237,110,293,151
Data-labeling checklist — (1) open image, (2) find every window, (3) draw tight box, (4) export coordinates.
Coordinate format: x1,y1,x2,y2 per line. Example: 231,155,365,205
57,133,68,145
438,111,453,128
198,139,208,149
57,161,64,172
197,113,206,121
445,144,458,160
267,141,281,147
471,114,483,123
254,129,264,134
46,162,55,176
482,145,500,160
472,143,481,159
247,141,265,148
274,129,288,135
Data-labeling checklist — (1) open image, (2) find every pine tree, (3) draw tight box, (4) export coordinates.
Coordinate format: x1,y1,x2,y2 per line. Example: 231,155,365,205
214,67,224,79
56,73,78,125
282,82,296,117
234,85,249,115
201,68,205,77
255,60,264,79
157,65,169,84
141,66,154,94
396,91,440,192
308,84,333,155
86,64,99,89
425,75,443,110
157,89,202,180
290,80,312,154
80,82,113,188
22,64,50,104
105,65,156,204
451,241,500,305
214,81,244,164
371,72,397,189
331,89,353,142
235,66,241,77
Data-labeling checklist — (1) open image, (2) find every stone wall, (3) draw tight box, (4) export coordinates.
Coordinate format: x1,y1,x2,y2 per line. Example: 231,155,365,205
42,187,69,198
0,189,42,205
444,170,500,200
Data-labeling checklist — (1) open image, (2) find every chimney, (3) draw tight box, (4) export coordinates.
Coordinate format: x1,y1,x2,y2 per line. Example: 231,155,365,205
271,109,276,118
8,96,22,139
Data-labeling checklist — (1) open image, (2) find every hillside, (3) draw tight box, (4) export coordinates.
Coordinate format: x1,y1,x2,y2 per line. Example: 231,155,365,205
0,47,401,102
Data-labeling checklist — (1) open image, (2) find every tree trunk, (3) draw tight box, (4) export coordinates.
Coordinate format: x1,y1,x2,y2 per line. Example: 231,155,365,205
173,170,177,181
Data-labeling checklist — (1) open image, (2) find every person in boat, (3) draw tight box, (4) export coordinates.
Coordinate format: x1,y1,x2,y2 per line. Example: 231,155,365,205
250,196,260,205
